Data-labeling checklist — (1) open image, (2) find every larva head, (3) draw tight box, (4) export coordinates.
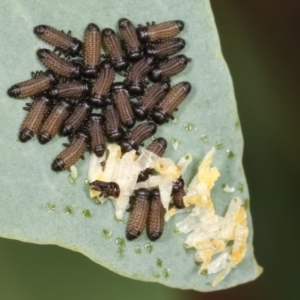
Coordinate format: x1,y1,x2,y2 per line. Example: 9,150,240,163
33,25,47,36
44,70,58,85
175,20,184,31
135,188,151,199
88,95,107,108
128,82,144,97
89,113,105,124
38,131,52,144
52,158,65,172
108,130,124,143
172,177,184,193
87,23,100,32
111,82,127,93
69,38,82,56
82,66,99,78
119,138,134,153
118,18,131,29
36,48,50,59
151,107,166,125
175,37,186,50
7,84,21,98
101,60,114,70
102,27,115,37
148,68,162,83
114,58,129,71
155,137,168,150
75,130,90,143
72,63,83,79
132,103,146,120
136,25,149,43
108,182,120,198
19,128,34,143
127,48,144,62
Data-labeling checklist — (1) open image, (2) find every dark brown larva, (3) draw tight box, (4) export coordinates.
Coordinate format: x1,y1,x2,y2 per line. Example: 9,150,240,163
118,18,144,61
137,137,167,182
132,82,170,120
19,95,51,142
104,103,124,142
171,177,186,209
7,70,57,99
148,54,190,82
61,101,92,136
126,55,155,96
145,37,185,59
39,99,73,144
152,81,191,124
137,20,184,43
147,188,165,241
89,180,120,198
102,28,129,71
37,49,82,79
87,114,106,157
111,82,135,128
119,122,157,153
88,61,115,108
48,80,90,99
126,188,150,240
51,131,89,171
83,23,101,78
34,25,82,56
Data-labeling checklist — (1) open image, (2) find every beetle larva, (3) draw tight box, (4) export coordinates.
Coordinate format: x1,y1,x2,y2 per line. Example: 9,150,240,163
37,49,82,79
137,137,167,182
119,122,157,153
145,37,185,59
19,95,51,142
34,25,82,56
111,82,135,128
126,188,150,240
137,20,184,43
89,180,120,198
48,80,90,99
102,28,129,71
87,114,106,157
83,23,101,78
148,55,190,82
132,82,170,120
39,99,73,144
118,18,144,61
171,177,186,209
152,81,191,124
88,61,115,107
51,131,89,171
147,188,165,241
7,70,57,99
126,55,155,96
61,101,92,136
104,103,124,142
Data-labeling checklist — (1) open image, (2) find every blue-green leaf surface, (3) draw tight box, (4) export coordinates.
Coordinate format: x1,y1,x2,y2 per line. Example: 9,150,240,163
0,0,261,291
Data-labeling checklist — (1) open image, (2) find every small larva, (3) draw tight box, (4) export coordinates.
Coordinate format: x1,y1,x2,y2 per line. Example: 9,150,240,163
61,101,92,136
37,49,82,79
137,20,184,43
48,80,90,99
152,81,191,124
51,131,89,171
89,180,120,198
33,25,82,56
119,122,157,153
171,177,186,209
19,95,52,142
126,188,150,241
83,23,102,78
7,70,57,99
104,103,124,142
148,54,190,82
39,99,73,144
147,188,165,241
111,82,135,128
118,18,144,62
87,113,106,157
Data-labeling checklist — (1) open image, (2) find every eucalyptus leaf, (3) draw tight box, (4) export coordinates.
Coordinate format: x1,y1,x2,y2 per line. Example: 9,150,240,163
0,0,262,292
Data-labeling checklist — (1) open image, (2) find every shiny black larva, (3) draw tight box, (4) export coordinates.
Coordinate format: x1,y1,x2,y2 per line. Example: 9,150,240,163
89,180,120,198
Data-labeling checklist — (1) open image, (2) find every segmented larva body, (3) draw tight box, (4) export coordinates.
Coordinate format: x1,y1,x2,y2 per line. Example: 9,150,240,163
137,137,167,182
126,188,150,241
7,70,57,99
119,122,157,153
126,56,155,96
61,101,92,136
102,28,129,71
111,82,135,128
118,18,144,61
171,177,186,209
37,49,81,79
83,23,101,78
145,37,185,58
89,180,120,198
104,104,124,142
19,95,51,142
137,20,184,43
49,81,90,99
89,61,115,107
152,81,191,124
39,99,72,144
147,188,165,241
132,82,170,120
34,25,82,56
87,114,106,157
51,131,89,171
149,54,190,82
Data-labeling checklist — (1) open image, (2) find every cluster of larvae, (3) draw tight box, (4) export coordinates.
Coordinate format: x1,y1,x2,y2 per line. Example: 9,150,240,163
7,19,191,241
